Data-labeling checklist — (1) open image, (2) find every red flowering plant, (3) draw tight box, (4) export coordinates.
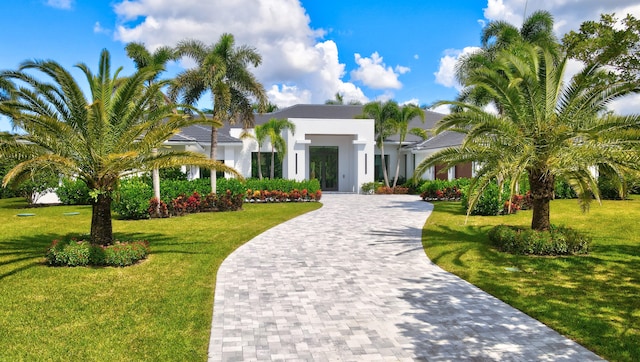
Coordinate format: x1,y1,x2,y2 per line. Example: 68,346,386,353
186,191,201,213
148,197,169,218
200,192,217,211
170,194,189,216
290,189,301,201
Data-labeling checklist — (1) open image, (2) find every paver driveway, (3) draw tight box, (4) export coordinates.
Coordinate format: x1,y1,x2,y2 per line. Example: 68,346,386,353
208,194,602,361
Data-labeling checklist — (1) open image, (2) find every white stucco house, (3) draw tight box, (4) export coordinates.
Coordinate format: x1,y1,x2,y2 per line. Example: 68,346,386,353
165,104,470,193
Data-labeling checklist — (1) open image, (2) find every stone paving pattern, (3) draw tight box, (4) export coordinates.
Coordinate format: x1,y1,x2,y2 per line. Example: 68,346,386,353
208,194,602,361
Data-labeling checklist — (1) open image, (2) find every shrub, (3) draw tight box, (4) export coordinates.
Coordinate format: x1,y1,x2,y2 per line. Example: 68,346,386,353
112,177,153,219
148,197,169,218
169,194,189,216
244,178,320,194
598,173,627,200
555,178,577,199
46,239,91,266
461,181,503,216
419,178,468,201
99,241,150,267
402,179,428,195
45,239,150,267
214,190,244,211
361,181,384,194
56,178,92,205
488,225,590,256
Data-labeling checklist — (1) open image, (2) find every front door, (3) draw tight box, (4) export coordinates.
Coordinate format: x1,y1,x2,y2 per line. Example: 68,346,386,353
310,146,338,191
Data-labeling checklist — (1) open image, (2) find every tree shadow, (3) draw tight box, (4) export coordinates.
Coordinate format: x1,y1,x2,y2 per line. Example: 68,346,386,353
0,230,211,280
0,233,61,280
395,276,603,360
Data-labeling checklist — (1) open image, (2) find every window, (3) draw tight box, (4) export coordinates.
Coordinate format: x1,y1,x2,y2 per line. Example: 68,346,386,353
374,154,389,182
251,152,282,179
200,161,226,180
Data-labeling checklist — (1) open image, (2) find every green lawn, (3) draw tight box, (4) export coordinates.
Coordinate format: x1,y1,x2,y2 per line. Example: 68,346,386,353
0,198,320,361
422,197,640,362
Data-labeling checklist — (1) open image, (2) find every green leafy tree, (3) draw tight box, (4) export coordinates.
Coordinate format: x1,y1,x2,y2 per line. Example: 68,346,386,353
416,44,640,231
125,42,179,204
391,104,425,187
0,50,239,245
261,118,295,179
359,101,400,187
563,13,640,83
170,33,267,193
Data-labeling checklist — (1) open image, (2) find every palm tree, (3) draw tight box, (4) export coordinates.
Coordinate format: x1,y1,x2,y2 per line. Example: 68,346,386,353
455,10,559,109
261,118,295,179
360,101,400,187
325,92,344,105
252,122,269,180
415,44,640,231
170,33,267,193
391,105,425,187
0,50,239,245
125,42,179,203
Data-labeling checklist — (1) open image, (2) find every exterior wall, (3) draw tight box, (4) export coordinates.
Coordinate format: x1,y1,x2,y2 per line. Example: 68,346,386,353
282,118,375,193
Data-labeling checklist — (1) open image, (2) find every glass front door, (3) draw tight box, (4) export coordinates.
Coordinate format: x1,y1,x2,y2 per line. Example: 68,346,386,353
309,146,338,191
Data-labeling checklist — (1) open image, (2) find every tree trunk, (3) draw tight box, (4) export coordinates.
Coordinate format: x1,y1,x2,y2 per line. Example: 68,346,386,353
152,148,161,214
210,127,218,194
91,193,113,246
528,169,555,231
392,146,401,188
257,149,263,180
380,143,390,187
270,147,275,179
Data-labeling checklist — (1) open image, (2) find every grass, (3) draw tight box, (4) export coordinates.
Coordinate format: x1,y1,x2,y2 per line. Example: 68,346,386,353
0,198,320,361
422,196,640,362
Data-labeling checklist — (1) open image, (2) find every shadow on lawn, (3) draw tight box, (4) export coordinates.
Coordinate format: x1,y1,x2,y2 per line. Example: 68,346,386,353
395,275,604,361
0,231,188,280
420,204,640,361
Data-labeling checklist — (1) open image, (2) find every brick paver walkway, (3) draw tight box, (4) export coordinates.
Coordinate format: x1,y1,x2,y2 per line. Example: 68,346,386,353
208,194,602,361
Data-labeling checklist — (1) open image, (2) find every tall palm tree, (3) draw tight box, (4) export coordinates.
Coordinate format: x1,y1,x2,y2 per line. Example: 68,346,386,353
0,50,239,245
252,122,269,180
360,101,400,187
170,33,267,193
261,118,295,179
391,104,425,187
415,44,640,231
125,42,179,203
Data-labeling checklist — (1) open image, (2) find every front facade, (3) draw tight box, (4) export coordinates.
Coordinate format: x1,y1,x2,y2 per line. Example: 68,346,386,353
166,104,470,193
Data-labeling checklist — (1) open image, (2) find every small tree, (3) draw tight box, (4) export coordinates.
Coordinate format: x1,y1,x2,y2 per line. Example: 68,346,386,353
262,118,295,179
391,105,425,187
359,101,400,187
0,50,240,246
415,44,640,231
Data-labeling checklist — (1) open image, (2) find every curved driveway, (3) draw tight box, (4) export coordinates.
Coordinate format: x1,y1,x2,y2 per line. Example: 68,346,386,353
208,194,602,361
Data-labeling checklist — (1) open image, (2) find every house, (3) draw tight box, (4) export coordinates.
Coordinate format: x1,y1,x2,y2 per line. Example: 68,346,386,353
165,104,470,192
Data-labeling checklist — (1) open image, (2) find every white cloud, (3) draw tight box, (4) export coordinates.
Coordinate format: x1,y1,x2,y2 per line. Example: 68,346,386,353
483,0,640,35
401,99,420,107
350,52,407,90
609,94,640,115
430,104,451,115
112,0,365,108
45,0,73,9
93,22,110,35
434,47,481,90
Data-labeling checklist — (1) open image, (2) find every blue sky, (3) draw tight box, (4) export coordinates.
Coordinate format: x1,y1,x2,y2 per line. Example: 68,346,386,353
1,0,639,132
